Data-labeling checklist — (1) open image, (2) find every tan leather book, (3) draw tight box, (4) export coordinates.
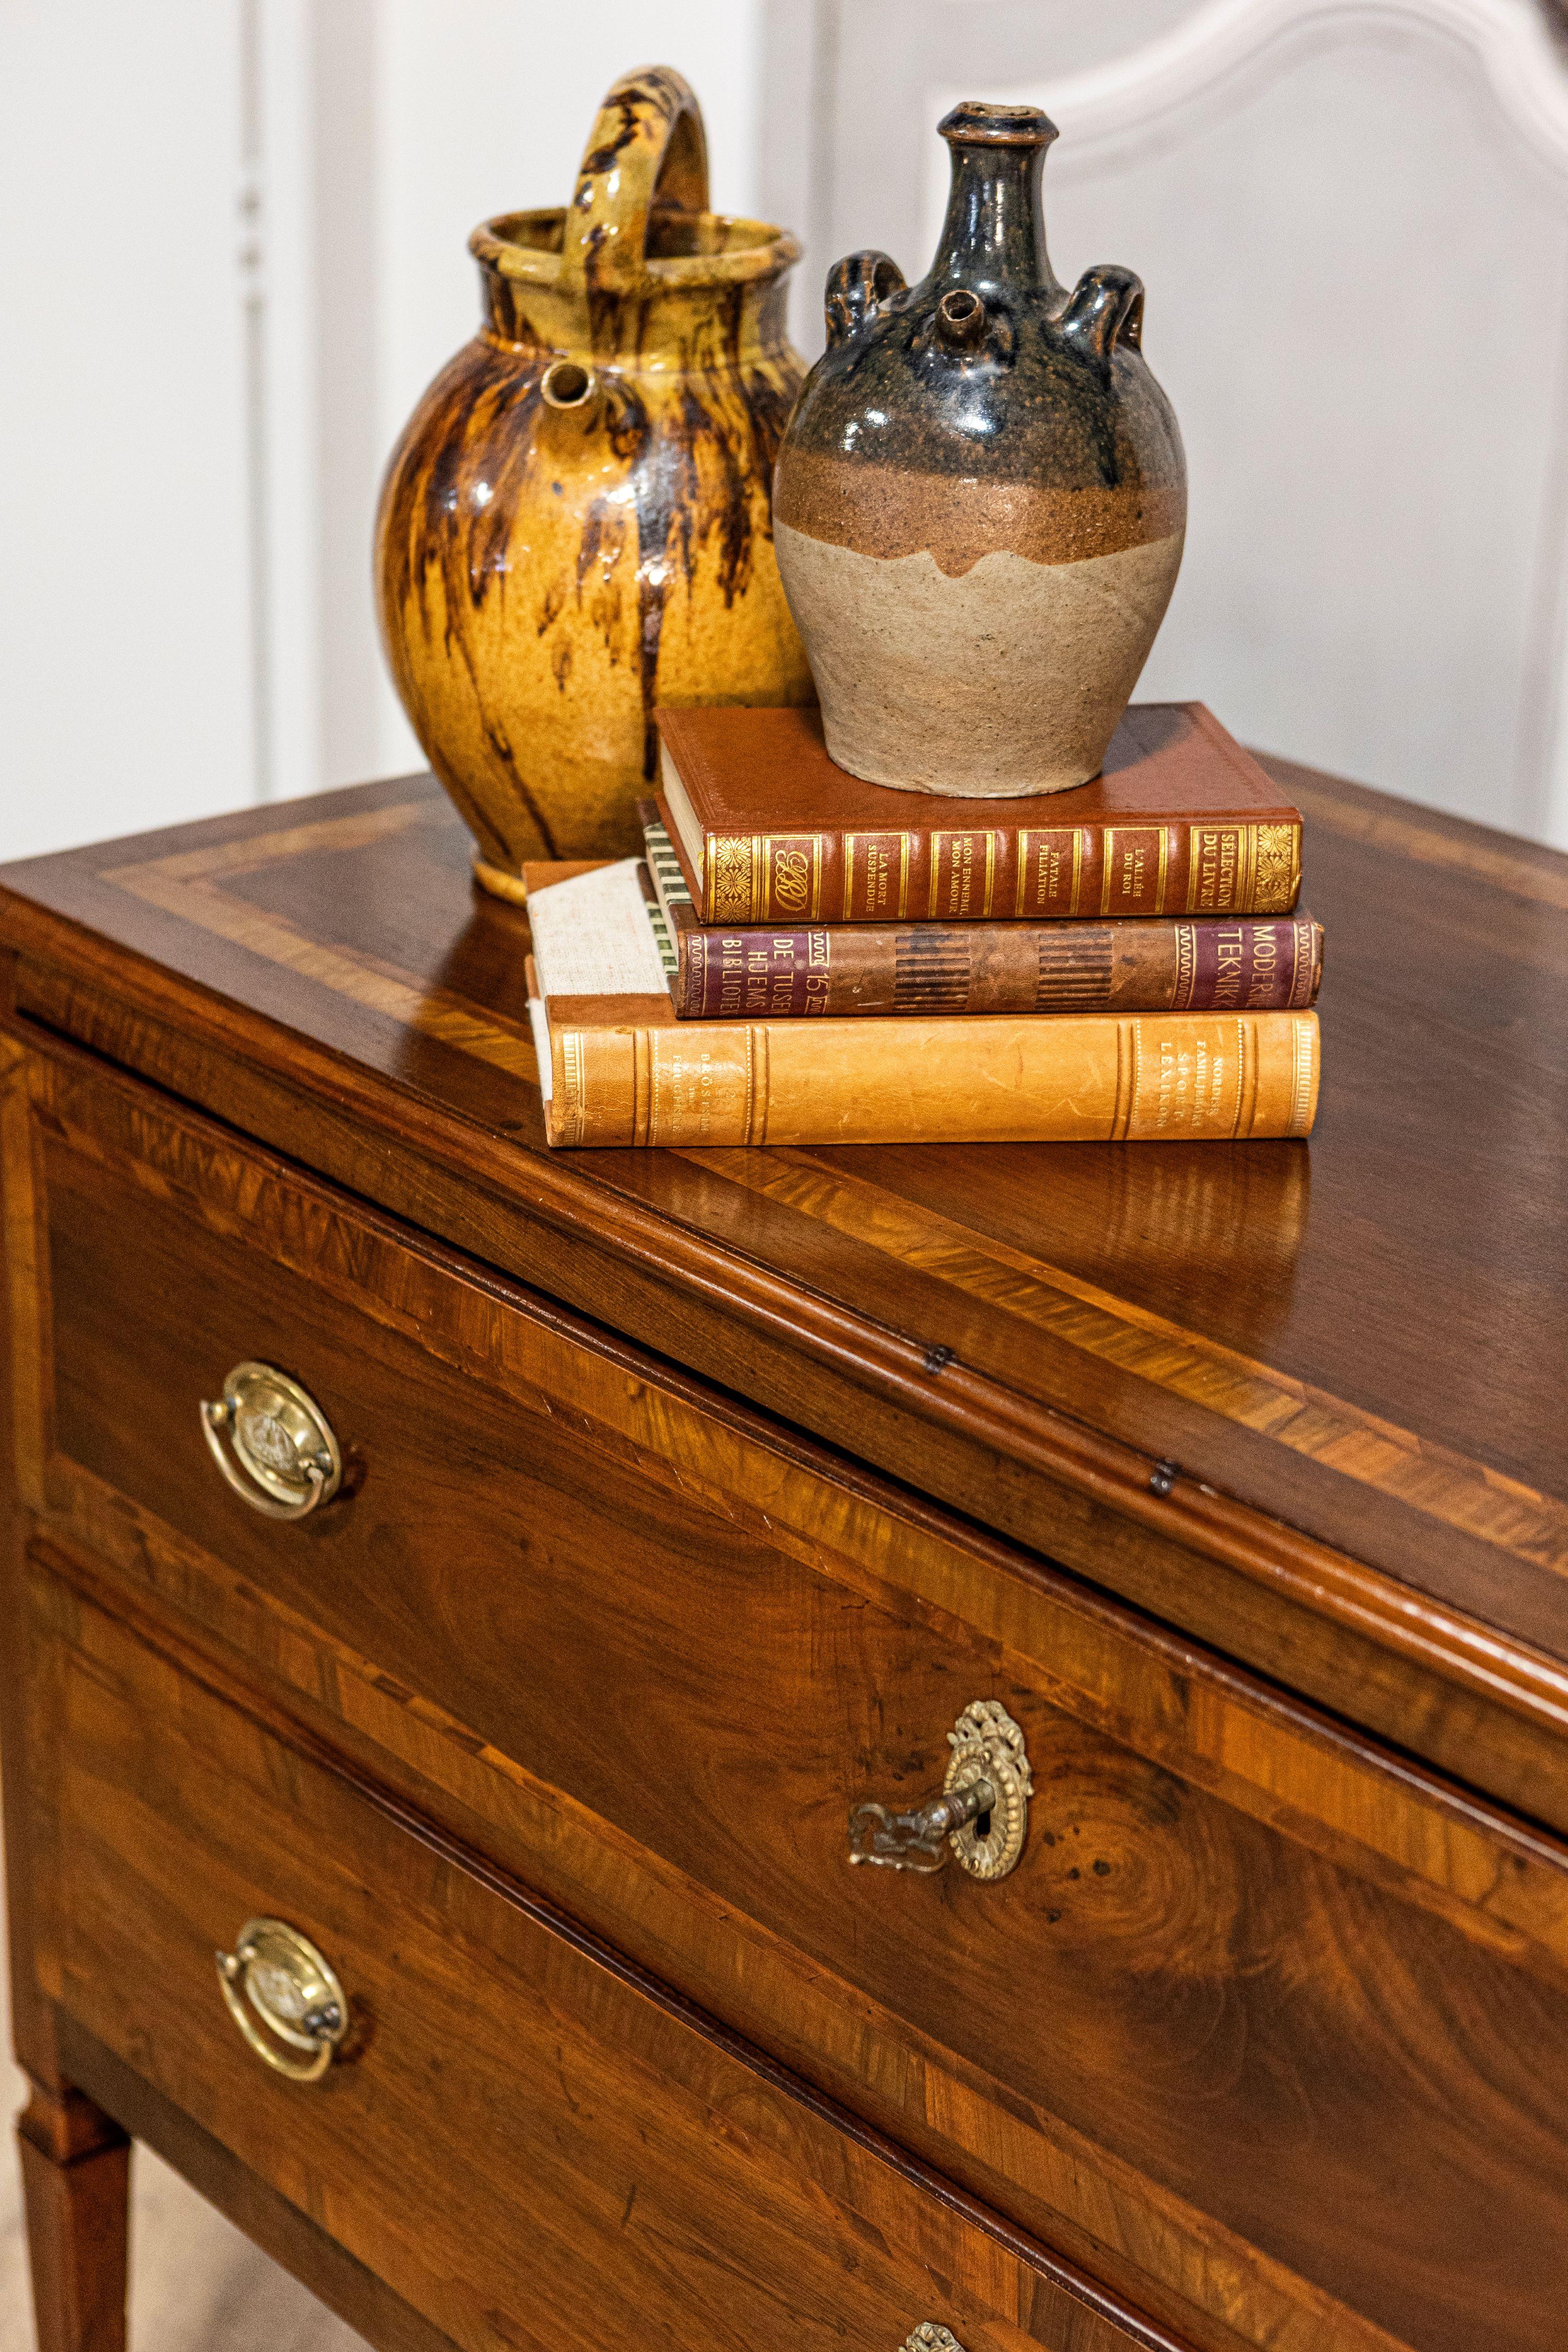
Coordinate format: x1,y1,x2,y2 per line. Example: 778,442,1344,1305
639,802,1322,1018
656,702,1304,925
523,860,1320,1148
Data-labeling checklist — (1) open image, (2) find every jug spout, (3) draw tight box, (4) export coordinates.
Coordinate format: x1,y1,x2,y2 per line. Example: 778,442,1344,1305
927,102,1063,299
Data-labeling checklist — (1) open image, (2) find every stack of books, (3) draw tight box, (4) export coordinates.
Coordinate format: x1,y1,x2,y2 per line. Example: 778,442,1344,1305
524,704,1321,1147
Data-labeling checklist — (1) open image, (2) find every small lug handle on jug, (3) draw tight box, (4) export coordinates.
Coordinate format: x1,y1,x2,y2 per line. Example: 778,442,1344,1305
1061,264,1145,362
563,65,709,308
825,250,907,350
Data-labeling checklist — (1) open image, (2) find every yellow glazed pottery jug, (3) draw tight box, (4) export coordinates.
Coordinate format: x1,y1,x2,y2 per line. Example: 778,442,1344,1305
375,66,812,892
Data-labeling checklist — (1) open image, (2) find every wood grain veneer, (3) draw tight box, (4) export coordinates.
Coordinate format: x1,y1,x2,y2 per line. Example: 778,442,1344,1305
26,1557,1172,2352
7,1035,1568,2351
0,767,1564,1813
2,756,1564,2352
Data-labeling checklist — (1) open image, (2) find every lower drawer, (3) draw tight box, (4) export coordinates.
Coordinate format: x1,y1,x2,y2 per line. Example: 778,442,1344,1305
25,1556,1174,2352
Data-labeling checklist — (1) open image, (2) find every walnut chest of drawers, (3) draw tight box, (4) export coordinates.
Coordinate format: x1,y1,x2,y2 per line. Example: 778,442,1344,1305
3,765,1567,2352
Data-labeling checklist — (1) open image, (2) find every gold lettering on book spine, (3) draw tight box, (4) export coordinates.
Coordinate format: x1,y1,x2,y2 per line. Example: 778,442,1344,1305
1185,825,1242,912
1101,827,1162,915
757,836,825,921
843,833,915,918
709,836,752,924
1254,823,1301,912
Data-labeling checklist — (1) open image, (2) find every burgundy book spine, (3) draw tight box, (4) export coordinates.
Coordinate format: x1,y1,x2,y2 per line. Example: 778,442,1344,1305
674,914,1323,1019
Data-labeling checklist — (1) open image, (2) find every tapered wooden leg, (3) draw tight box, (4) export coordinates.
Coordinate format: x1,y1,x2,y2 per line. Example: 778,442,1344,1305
16,2083,130,2352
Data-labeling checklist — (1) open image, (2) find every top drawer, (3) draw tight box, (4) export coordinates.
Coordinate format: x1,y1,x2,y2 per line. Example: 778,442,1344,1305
11,1037,1568,2352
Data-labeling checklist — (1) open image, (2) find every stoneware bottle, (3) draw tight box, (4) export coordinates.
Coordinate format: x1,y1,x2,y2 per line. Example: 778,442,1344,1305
376,67,812,892
773,101,1185,798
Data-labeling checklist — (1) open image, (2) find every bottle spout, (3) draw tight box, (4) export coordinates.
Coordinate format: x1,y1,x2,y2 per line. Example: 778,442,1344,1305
928,101,1063,298
937,101,1057,152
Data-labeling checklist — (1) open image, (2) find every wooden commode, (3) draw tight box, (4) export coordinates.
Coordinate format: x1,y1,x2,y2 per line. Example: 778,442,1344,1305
2,760,1566,2352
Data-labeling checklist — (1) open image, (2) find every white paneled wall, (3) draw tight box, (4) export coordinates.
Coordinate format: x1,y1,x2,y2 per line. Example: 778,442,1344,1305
765,0,1568,845
0,0,256,860
6,0,1568,865
0,1,765,861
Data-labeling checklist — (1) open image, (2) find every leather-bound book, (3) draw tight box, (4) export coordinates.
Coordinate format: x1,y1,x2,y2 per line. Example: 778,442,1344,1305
639,804,1322,1019
656,703,1304,926
523,860,1320,1149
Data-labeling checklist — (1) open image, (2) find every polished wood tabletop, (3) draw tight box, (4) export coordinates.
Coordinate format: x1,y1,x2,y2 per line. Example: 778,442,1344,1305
4,754,1565,1823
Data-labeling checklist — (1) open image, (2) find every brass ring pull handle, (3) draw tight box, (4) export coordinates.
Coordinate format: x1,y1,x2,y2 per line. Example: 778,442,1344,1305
200,1362,342,1521
902,2329,967,2352
215,1918,349,2084
562,65,709,306
849,1701,1032,1881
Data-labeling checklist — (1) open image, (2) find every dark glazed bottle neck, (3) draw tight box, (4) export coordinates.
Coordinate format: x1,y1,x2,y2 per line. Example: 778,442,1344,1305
929,102,1061,299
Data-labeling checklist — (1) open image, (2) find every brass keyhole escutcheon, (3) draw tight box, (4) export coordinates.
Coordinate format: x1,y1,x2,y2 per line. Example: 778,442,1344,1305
943,1699,1032,1880
849,1700,1032,1879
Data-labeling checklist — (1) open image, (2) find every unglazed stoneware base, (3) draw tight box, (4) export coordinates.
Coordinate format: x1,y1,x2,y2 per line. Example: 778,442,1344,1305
774,521,1184,796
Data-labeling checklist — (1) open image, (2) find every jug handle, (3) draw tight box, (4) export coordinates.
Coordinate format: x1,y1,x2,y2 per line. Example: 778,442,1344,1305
824,251,907,348
562,65,709,307
1060,264,1145,362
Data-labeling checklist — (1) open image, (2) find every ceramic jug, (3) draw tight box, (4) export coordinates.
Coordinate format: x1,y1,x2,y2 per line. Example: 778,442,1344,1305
376,67,812,893
774,101,1185,798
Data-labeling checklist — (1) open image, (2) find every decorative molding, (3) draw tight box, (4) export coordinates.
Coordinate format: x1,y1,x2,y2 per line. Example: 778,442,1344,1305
970,0,1568,187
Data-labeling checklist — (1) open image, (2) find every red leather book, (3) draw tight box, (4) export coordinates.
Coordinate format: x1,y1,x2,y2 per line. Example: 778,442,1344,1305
656,703,1303,926
639,803,1321,1019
